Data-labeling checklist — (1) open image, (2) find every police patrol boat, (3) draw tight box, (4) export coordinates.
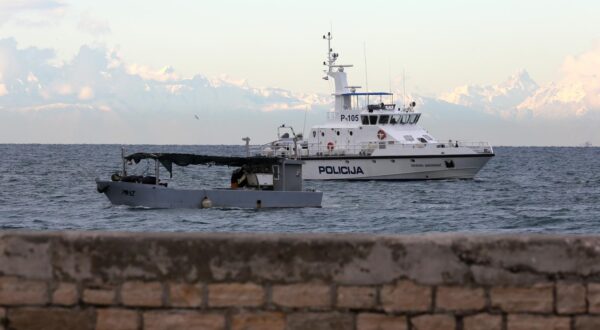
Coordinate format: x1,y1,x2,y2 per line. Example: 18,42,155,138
96,150,322,208
262,32,494,180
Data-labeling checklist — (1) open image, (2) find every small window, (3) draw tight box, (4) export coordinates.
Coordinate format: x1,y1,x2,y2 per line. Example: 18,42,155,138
321,131,325,137
423,135,432,141
369,115,378,125
379,115,390,124
418,137,427,143
408,114,420,124
390,115,399,124
408,114,416,124
349,131,353,136
400,114,410,124
361,115,369,125
312,130,316,138
336,131,340,136
404,135,415,141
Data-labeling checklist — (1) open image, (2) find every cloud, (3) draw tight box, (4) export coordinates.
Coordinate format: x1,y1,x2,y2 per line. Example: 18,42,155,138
77,11,111,36
0,0,67,26
0,37,330,143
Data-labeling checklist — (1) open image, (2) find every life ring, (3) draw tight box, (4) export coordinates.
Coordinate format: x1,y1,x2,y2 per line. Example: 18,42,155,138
377,129,386,140
327,142,335,151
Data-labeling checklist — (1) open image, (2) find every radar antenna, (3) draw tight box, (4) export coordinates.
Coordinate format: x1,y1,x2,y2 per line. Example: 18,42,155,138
322,32,352,80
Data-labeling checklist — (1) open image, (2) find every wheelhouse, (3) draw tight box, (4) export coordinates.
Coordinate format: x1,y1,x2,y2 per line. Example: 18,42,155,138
360,113,421,125
340,92,395,112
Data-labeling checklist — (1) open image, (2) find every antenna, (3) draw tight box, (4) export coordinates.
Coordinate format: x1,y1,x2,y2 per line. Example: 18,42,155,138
363,42,369,92
302,105,309,137
388,59,392,94
403,69,406,109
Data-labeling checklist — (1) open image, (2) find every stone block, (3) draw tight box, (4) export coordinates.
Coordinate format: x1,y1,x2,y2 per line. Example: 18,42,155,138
507,315,570,330
336,286,377,309
208,283,264,307
380,280,431,312
231,312,285,330
587,283,600,313
556,282,586,314
356,313,407,330
82,287,116,305
51,282,78,306
121,281,163,307
410,314,455,330
471,265,545,286
436,286,485,312
286,313,353,330
8,307,94,330
463,313,502,330
96,308,139,330
143,311,225,330
271,283,331,309
490,284,553,313
0,277,47,305
168,282,203,307
575,316,600,330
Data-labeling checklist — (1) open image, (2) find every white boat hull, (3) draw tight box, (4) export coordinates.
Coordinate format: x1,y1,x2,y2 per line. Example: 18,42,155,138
97,181,322,208
300,154,493,180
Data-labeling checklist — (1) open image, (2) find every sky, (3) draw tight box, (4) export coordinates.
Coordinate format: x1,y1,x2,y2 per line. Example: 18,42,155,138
1,0,600,145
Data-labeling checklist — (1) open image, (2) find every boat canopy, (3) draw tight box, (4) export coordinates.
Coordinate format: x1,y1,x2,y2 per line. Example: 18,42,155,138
125,153,280,177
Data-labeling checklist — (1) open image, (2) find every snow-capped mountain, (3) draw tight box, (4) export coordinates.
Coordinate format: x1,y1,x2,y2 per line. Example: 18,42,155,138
440,70,539,114
517,82,590,118
440,67,600,119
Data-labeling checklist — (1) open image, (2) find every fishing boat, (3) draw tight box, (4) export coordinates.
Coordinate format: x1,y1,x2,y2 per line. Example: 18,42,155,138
262,32,494,180
96,151,322,208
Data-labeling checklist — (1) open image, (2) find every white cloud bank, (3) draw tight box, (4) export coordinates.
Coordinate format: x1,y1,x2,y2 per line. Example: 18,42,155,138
0,38,330,143
0,37,599,145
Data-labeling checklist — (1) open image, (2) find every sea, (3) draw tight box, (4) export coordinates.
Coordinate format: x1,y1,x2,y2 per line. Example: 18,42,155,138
1,144,599,234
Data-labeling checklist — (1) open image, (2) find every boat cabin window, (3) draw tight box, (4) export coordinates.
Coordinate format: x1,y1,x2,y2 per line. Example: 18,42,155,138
418,137,427,143
312,130,316,138
423,135,433,141
400,114,410,124
361,115,369,125
369,115,378,125
404,135,415,142
379,115,390,124
408,114,421,124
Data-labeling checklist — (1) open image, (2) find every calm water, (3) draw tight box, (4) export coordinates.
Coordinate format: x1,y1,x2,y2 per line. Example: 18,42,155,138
1,145,599,234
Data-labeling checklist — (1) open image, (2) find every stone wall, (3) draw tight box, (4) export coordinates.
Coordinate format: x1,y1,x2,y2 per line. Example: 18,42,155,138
1,232,600,329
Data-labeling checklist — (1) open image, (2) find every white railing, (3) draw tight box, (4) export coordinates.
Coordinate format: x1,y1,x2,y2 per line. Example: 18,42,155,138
257,140,494,158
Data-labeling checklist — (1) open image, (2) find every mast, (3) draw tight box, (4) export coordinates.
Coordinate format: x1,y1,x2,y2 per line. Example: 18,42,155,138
322,32,354,113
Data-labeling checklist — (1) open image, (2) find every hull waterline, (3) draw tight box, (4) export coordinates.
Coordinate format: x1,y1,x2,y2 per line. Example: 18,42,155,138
97,180,323,209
